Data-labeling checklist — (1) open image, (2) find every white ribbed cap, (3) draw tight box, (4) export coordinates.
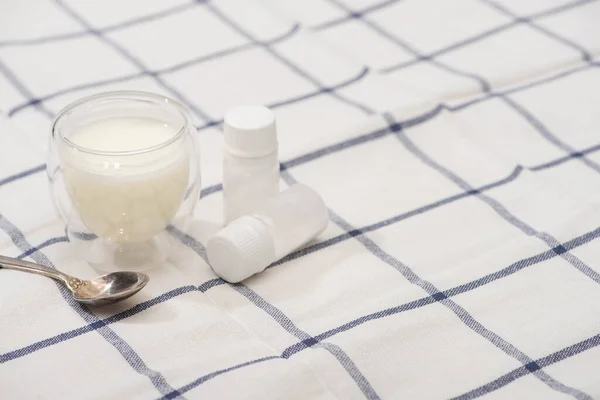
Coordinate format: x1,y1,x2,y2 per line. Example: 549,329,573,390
223,105,277,157
207,216,275,283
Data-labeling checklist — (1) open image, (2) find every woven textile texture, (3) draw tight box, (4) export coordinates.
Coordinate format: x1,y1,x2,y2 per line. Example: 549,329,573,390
2,0,600,399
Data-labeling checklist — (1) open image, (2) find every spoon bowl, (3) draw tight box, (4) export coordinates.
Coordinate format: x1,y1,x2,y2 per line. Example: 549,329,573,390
0,255,149,306
70,272,150,305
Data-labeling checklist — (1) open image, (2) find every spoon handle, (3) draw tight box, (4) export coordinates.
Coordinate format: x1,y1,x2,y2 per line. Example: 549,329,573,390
0,255,71,283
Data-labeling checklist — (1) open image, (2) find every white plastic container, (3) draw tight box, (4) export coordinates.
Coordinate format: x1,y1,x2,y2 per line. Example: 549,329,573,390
207,184,329,283
223,105,280,223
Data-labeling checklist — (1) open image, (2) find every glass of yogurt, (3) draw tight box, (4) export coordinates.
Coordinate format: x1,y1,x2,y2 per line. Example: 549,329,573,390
48,91,201,271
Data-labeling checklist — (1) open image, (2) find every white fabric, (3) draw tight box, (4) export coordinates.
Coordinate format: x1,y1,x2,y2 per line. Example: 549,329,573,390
2,0,600,399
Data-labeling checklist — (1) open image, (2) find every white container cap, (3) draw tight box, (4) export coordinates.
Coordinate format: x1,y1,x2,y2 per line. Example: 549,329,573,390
224,105,277,158
207,215,276,283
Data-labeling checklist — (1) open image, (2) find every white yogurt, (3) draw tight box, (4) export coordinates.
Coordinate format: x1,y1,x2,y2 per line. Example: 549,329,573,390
59,117,189,243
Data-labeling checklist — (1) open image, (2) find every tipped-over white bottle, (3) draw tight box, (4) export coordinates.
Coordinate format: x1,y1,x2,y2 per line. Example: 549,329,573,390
223,105,280,224
207,184,329,283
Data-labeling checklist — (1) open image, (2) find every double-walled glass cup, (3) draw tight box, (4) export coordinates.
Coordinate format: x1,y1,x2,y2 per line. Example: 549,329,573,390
48,91,201,270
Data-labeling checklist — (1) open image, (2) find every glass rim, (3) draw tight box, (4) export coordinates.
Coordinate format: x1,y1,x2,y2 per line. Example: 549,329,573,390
52,90,191,156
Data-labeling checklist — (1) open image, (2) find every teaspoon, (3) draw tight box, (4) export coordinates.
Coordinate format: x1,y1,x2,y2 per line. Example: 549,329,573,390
0,255,149,306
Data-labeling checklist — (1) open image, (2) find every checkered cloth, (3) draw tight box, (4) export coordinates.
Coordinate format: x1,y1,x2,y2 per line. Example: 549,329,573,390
2,0,600,398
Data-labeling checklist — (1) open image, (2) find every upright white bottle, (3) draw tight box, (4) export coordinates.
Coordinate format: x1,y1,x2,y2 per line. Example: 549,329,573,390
223,105,280,224
207,184,329,283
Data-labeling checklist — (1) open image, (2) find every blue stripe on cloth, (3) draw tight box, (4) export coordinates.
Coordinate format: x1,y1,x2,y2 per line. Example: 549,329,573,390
279,125,392,170
384,115,593,398
160,24,301,76
53,0,212,124
314,0,590,34
192,66,371,132
273,166,523,266
380,0,598,73
1,52,178,397
0,42,596,398
7,71,149,117
313,0,401,30
281,167,591,400
0,164,46,186
325,0,491,91
3,137,600,366
167,225,381,399
530,143,600,171
200,183,223,197
16,236,69,259
232,284,381,399
6,25,368,124
299,225,600,350
2,0,594,123
0,1,595,397
266,67,370,109
0,59,54,118
0,2,200,47
0,214,183,399
501,96,600,175
1,62,595,193
247,61,600,190
452,333,600,399
163,321,600,399
387,113,600,285
451,63,597,112
205,2,375,116
7,23,301,118
273,165,524,266
5,222,600,395
0,285,198,363
159,356,282,400
476,1,600,172
479,0,592,61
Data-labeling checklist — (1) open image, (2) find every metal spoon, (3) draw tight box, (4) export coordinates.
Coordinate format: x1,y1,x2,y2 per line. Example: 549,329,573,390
0,255,149,306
